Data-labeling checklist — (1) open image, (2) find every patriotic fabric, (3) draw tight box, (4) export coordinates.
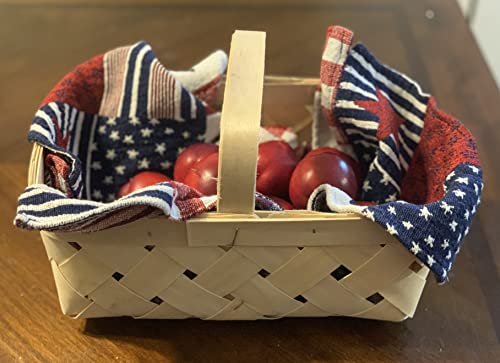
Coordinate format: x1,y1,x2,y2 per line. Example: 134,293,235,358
310,26,482,283
14,27,482,283
14,41,284,232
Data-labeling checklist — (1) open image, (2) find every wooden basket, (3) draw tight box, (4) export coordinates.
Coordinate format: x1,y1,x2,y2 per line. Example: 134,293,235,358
27,31,429,321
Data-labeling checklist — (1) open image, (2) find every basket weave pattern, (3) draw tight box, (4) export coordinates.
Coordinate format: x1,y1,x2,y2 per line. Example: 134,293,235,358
43,228,428,321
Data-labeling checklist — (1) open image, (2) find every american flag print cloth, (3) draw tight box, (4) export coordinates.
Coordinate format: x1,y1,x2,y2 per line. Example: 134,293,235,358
15,27,482,283
15,41,283,232
310,26,482,282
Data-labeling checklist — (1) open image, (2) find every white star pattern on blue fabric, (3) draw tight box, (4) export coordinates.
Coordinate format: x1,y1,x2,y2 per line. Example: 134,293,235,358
385,193,397,202
106,149,116,160
419,206,433,220
352,163,482,283
380,172,391,186
427,255,435,267
106,118,117,126
155,143,166,156
386,223,398,235
402,221,414,230
110,130,120,141
449,220,458,232
103,176,114,185
87,99,207,205
123,134,135,144
440,201,454,215
410,241,421,255
115,165,126,175
452,189,466,199
363,208,375,221
424,235,435,248
138,157,150,169
469,165,479,174
140,128,153,138
91,161,102,170
129,118,140,126
127,149,139,160
160,160,173,170
92,190,103,200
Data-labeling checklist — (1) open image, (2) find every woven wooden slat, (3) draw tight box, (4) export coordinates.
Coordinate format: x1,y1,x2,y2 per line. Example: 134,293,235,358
232,276,303,317
58,248,114,297
50,260,92,317
340,243,416,298
41,231,428,321
119,248,185,300
266,247,340,297
302,277,374,316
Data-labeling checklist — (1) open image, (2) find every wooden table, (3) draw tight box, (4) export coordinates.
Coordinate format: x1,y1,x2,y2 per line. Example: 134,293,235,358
1,0,499,361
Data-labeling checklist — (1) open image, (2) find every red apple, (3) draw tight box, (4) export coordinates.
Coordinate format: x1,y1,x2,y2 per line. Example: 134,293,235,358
183,152,219,196
117,182,131,198
268,196,294,210
289,151,358,209
117,171,171,198
174,143,218,182
306,147,362,184
256,141,299,198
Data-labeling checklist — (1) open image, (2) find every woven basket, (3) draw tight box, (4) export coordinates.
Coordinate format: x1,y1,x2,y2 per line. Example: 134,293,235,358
27,31,429,321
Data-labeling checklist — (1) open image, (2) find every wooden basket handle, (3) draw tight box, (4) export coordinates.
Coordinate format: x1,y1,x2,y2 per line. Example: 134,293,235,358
216,30,266,214
27,142,44,186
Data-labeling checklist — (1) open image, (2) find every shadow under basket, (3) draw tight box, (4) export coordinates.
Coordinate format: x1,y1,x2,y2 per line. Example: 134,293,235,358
28,31,428,322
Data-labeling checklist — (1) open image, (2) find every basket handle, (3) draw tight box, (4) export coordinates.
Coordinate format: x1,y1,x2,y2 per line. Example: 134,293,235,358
216,30,266,214
28,142,44,185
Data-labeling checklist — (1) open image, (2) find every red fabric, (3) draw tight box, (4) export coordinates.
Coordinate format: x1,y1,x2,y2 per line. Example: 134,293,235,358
356,88,405,141
41,54,104,114
320,25,353,144
401,97,480,204
170,181,216,219
324,25,354,48
45,154,73,197
320,61,345,88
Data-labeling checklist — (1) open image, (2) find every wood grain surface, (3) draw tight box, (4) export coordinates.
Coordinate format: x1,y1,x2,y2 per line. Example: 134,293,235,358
1,0,499,362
